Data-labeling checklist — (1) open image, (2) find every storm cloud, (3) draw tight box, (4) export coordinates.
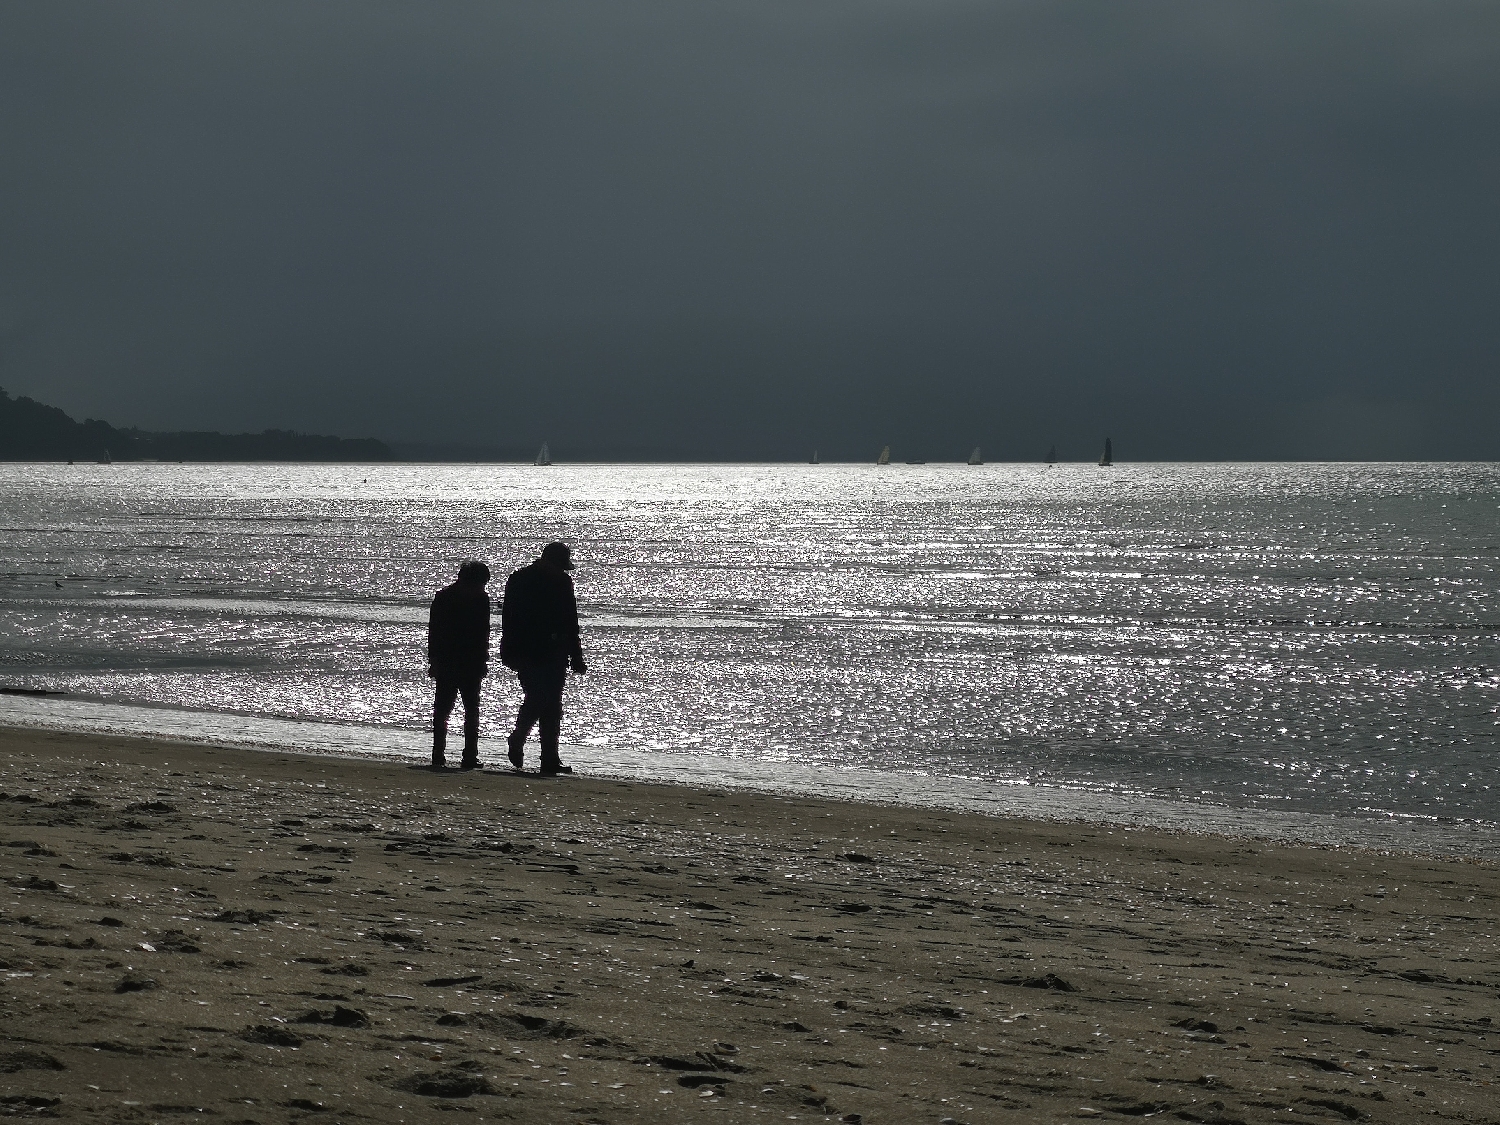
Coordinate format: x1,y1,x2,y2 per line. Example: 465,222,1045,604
2,1,1497,459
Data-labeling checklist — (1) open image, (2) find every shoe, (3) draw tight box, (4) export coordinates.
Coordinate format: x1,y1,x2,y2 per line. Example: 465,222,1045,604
507,733,525,770
431,757,447,770
539,763,573,776
460,758,481,771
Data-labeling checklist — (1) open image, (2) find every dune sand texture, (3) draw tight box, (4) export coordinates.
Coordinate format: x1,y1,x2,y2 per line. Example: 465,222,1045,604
2,726,1498,1124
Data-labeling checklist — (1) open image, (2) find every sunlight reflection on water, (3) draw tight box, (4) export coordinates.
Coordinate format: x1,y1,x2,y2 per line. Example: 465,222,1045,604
1,460,1497,839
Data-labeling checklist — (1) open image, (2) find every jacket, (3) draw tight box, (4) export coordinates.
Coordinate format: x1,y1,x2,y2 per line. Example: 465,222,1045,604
500,561,584,668
427,581,490,677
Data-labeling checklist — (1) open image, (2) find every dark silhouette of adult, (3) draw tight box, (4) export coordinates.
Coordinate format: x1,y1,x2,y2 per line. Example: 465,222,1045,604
427,559,491,770
501,542,587,775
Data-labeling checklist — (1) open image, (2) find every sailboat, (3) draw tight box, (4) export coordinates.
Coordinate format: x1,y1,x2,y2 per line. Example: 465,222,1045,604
98,450,112,465
810,450,819,464
967,446,982,465
1045,445,1056,468
1098,438,1113,467
534,443,552,466
876,445,891,466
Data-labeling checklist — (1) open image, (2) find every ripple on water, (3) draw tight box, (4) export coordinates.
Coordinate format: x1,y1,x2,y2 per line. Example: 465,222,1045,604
0,461,1496,840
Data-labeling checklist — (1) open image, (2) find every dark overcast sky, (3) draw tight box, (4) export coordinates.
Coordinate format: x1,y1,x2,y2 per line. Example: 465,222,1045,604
2,2,1497,460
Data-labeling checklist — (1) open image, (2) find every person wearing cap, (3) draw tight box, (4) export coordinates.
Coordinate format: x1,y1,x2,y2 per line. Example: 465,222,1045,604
500,542,588,775
427,559,492,770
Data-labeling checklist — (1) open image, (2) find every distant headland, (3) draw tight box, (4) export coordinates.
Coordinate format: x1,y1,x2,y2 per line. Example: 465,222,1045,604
0,388,393,462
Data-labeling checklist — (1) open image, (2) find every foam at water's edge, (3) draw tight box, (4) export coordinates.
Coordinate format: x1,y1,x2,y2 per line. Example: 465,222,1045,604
3,694,1496,858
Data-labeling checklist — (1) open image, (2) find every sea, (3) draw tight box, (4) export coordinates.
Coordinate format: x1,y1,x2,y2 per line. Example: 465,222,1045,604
1,461,1497,855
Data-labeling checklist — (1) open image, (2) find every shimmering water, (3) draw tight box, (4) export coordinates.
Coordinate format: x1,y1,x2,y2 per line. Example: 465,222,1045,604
1,462,1497,847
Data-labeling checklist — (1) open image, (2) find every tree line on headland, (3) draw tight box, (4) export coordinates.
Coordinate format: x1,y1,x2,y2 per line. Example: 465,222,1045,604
0,388,393,462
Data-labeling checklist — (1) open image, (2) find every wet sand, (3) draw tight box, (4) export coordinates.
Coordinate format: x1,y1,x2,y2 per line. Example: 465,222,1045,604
2,726,1498,1124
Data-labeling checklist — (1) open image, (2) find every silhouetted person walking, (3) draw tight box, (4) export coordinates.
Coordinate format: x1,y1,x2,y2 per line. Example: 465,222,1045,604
501,542,587,775
427,560,491,770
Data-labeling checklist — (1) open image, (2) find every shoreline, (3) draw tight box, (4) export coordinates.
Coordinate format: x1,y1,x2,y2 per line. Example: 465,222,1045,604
5,695,1500,862
3,725,1498,1123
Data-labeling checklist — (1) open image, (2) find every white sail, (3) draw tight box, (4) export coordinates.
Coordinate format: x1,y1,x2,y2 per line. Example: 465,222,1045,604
535,443,551,466
810,450,819,464
1098,437,1112,467
967,446,982,465
876,445,891,465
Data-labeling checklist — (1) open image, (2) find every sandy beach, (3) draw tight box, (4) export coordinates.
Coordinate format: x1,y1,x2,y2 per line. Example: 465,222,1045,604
2,727,1497,1124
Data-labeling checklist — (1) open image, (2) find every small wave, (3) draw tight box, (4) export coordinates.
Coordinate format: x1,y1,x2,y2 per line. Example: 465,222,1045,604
94,596,423,625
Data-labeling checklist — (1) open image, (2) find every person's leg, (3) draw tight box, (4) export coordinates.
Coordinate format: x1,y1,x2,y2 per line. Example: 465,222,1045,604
458,677,482,768
536,665,569,773
432,678,460,767
509,665,540,768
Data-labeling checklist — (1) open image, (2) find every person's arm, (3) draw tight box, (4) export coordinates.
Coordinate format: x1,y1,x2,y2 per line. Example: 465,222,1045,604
565,576,586,672
426,593,442,677
498,574,516,668
479,592,491,671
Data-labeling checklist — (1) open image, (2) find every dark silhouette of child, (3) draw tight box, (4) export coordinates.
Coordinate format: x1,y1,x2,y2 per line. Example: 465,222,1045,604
427,559,491,769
